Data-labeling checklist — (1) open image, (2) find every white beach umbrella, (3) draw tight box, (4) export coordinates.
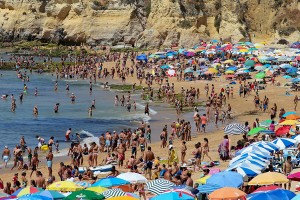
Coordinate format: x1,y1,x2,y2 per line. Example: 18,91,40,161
117,172,148,184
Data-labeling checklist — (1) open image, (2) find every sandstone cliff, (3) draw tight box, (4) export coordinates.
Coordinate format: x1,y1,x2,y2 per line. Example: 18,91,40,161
0,0,300,48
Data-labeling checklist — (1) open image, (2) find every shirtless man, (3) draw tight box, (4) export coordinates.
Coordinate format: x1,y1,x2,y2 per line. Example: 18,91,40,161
35,171,46,189
139,134,146,153
65,128,72,141
181,141,187,164
117,144,125,168
283,156,293,190
30,154,38,178
144,146,155,180
2,146,10,168
99,134,105,153
48,136,54,151
146,125,151,143
131,138,138,158
46,150,53,177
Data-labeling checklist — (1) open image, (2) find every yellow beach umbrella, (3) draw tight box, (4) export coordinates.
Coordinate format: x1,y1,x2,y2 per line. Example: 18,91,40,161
279,120,300,126
195,175,211,184
240,49,249,53
107,197,138,200
86,186,108,193
225,70,235,74
208,68,218,73
224,59,234,64
47,181,83,192
248,172,288,185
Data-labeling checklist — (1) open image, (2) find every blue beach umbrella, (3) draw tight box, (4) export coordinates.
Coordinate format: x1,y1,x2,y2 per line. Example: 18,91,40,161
227,66,237,71
211,39,219,43
283,75,292,79
292,194,300,200
17,195,51,200
197,184,221,194
272,138,296,150
160,65,170,70
206,171,243,188
150,191,194,200
234,166,261,177
280,64,293,69
136,54,147,61
282,111,296,117
230,159,268,170
184,68,194,73
92,177,130,188
247,189,296,200
256,141,279,152
287,67,297,74
227,162,264,171
292,78,300,83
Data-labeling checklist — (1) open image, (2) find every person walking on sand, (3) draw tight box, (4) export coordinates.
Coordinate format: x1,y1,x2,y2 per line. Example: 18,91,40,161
2,146,11,168
181,141,187,164
46,150,53,177
202,138,212,161
294,95,298,111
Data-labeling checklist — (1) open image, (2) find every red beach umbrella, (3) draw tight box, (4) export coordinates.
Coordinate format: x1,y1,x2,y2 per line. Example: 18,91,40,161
252,185,281,193
288,172,300,181
275,126,291,136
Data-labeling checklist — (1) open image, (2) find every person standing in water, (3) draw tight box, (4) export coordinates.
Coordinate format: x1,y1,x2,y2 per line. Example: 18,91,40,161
88,107,93,117
70,93,76,103
54,81,58,92
34,88,38,96
145,103,150,115
66,83,69,93
54,103,59,113
33,106,38,117
65,128,72,141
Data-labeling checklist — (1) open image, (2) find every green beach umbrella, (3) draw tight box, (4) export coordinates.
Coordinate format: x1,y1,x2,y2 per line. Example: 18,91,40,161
255,72,265,79
248,47,258,51
247,127,266,136
260,120,277,127
244,60,255,67
64,190,105,200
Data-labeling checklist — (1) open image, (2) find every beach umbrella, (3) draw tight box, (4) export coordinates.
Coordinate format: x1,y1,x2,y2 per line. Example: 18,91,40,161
237,145,271,158
248,172,289,185
166,69,176,77
280,120,300,125
197,184,221,194
259,119,278,127
195,175,211,184
227,66,237,71
282,112,297,117
63,190,105,200
0,194,8,198
150,191,194,200
86,187,108,193
247,189,295,200
292,195,300,200
226,164,262,177
280,64,293,69
255,72,265,79
286,114,300,120
252,185,281,193
17,195,51,200
47,181,83,192
228,161,264,171
283,75,292,79
275,126,291,136
292,78,300,83
224,123,247,135
247,127,266,136
75,181,91,188
258,130,275,135
287,67,298,74
106,197,138,200
255,141,279,152
33,190,65,199
272,138,296,150
288,172,300,181
206,171,243,188
293,135,300,142
208,68,218,73
146,179,175,194
12,187,43,197
102,189,126,199
225,70,235,74
255,66,266,71
160,65,170,70
117,172,147,184
209,187,246,200
245,60,256,66
224,59,234,64
92,177,129,188
184,67,194,73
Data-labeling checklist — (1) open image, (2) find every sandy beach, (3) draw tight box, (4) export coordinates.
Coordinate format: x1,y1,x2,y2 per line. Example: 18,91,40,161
1,55,299,197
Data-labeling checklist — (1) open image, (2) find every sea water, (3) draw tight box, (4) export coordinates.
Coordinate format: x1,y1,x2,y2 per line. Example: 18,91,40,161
0,70,154,151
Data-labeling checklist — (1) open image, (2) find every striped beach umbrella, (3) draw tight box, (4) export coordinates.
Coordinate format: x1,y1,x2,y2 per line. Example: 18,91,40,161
102,189,126,199
272,138,296,150
146,179,175,195
224,123,247,135
255,141,280,152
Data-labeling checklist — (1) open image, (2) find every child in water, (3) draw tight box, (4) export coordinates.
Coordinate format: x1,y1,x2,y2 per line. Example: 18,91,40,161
55,140,59,153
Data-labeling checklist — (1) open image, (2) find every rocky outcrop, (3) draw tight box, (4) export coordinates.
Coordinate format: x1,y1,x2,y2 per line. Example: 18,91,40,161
0,0,300,48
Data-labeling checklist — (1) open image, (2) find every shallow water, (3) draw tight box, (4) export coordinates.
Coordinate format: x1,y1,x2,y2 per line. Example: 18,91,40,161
0,70,151,150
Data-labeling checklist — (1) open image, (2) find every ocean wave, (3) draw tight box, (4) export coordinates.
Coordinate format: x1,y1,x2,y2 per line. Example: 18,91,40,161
135,102,157,115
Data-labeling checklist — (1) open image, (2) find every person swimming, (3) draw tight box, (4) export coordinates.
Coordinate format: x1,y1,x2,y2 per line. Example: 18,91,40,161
70,93,76,103
1,94,8,99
